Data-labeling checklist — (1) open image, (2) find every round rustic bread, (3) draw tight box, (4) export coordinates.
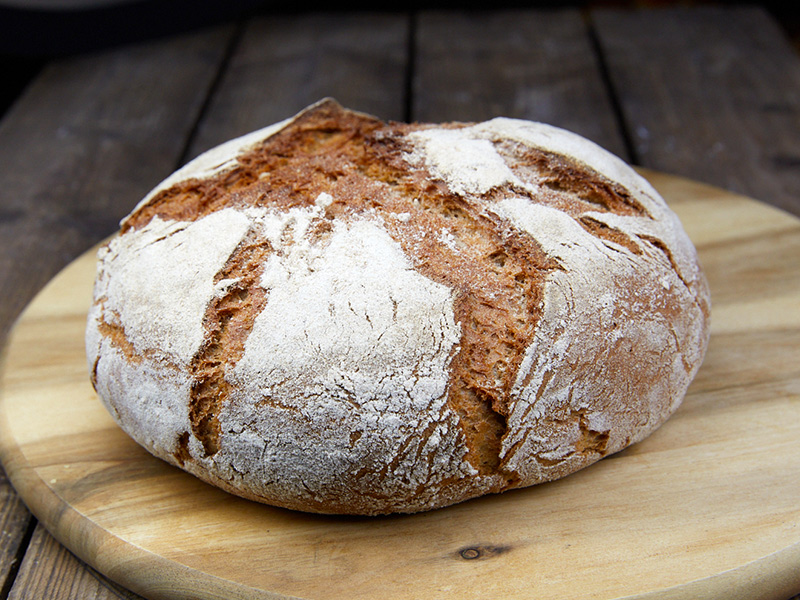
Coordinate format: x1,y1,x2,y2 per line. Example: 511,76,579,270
86,99,710,515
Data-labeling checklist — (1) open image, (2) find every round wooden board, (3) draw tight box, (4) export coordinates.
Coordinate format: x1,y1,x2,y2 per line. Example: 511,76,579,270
2,171,800,600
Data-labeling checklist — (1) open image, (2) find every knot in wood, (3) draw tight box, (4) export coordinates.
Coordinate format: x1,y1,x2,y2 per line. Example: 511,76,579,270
460,547,481,560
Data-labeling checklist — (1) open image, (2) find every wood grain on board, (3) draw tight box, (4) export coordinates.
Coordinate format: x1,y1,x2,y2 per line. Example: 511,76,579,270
1,172,799,600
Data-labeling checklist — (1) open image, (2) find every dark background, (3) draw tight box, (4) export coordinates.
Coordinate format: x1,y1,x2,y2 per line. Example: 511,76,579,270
1,0,799,122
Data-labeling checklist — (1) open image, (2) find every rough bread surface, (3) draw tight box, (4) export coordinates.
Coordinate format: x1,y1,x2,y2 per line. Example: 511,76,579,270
86,99,711,515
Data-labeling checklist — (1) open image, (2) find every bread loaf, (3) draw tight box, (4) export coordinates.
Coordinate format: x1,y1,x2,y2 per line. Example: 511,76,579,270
86,99,710,515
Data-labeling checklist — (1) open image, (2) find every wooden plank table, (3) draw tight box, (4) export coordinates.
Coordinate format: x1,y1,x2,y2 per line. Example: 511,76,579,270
0,6,799,599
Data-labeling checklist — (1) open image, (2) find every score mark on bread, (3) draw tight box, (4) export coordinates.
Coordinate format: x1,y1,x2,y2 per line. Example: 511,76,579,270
86,99,710,515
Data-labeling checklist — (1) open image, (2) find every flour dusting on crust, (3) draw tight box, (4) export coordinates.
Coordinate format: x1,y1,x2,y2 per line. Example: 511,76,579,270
87,99,710,515
91,209,252,364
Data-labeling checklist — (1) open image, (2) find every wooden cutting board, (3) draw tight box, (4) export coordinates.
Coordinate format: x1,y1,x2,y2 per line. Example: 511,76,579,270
1,171,799,600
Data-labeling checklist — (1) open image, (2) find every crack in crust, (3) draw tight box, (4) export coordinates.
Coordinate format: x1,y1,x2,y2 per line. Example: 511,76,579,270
122,103,385,233
94,318,142,366
186,232,271,459
495,139,651,219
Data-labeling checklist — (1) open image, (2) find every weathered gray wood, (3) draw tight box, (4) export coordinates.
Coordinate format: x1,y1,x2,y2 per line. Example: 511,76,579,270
0,24,235,600
0,26,236,343
592,6,800,216
188,12,409,158
0,468,32,597
413,9,627,158
7,524,143,600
